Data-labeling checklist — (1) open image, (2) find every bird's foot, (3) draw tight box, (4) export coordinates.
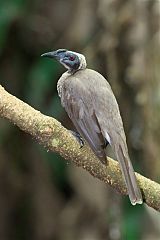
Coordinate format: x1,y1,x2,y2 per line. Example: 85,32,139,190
69,130,84,148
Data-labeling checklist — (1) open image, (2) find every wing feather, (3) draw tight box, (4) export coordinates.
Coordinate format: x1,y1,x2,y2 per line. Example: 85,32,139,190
62,84,107,163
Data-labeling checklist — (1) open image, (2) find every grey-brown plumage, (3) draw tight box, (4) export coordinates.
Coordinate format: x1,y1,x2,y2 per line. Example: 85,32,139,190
41,49,143,205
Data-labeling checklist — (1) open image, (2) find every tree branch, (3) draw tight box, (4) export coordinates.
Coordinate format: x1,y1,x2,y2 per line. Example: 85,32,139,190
0,85,159,211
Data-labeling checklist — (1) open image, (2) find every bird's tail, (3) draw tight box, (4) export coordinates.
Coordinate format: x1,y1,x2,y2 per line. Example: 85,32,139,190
115,144,143,205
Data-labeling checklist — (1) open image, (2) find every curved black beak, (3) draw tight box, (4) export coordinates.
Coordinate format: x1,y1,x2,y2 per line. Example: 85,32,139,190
41,51,58,59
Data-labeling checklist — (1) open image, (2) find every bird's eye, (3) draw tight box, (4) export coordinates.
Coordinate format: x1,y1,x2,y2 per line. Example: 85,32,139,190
69,55,75,61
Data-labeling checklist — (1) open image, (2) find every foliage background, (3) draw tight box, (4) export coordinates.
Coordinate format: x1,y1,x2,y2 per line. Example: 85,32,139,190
0,0,160,239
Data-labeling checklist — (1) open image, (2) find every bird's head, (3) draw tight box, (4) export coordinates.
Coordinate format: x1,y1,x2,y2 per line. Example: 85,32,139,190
41,49,87,73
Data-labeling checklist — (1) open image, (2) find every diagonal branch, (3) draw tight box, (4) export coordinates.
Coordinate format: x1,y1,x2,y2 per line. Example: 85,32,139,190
0,85,159,211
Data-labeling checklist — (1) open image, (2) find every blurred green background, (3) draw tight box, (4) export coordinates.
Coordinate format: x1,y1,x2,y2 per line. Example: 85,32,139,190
0,0,160,239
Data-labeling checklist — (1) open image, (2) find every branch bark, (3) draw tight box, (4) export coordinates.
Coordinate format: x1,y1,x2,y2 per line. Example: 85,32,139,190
0,85,159,211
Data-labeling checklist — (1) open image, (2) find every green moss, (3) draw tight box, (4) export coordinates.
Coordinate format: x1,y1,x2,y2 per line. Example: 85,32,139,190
52,138,60,147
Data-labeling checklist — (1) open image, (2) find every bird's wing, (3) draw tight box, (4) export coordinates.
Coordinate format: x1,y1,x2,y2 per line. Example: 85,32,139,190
61,81,107,164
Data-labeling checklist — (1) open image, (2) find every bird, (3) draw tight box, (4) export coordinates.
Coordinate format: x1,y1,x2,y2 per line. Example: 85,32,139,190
41,49,143,205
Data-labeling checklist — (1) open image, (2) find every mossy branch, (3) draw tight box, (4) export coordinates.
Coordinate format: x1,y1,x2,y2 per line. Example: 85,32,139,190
0,85,159,211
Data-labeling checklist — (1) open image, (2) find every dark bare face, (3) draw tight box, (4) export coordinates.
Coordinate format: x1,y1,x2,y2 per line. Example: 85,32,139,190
41,49,81,72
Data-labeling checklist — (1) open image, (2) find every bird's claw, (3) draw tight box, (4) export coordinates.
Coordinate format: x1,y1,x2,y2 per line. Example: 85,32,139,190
69,130,84,148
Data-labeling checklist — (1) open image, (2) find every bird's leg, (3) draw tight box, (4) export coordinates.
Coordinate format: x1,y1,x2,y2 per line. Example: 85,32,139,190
69,130,84,148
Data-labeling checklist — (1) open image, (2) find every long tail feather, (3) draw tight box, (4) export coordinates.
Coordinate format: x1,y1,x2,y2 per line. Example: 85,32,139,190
116,145,143,205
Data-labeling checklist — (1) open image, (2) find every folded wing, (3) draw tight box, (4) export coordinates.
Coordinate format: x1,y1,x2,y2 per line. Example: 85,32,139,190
61,83,107,164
